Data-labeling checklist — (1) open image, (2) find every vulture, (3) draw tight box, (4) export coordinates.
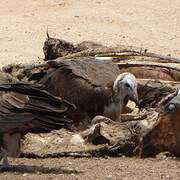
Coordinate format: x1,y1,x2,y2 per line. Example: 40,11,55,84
37,58,139,126
141,90,180,157
0,78,75,169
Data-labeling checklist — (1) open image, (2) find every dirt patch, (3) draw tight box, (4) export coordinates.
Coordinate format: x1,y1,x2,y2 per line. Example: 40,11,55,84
3,157,180,180
1,0,180,66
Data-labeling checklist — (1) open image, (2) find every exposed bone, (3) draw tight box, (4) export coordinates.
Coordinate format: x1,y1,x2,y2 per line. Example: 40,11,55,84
42,37,180,63
95,51,180,63
117,62,180,72
120,114,148,122
79,123,107,144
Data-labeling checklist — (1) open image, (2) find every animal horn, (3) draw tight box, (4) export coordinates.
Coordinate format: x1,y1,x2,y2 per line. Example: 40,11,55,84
46,27,50,39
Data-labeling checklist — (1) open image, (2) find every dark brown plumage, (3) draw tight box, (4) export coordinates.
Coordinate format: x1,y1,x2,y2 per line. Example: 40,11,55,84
38,58,138,126
1,58,138,126
0,79,75,169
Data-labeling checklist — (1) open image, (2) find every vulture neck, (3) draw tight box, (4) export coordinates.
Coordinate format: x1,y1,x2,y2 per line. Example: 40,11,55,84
103,85,125,121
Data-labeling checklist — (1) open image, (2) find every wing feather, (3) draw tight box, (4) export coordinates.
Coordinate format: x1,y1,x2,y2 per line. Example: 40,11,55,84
40,60,114,123
0,83,75,134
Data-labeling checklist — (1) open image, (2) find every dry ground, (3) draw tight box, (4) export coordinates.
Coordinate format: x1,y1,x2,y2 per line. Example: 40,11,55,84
0,0,180,179
1,0,180,66
2,157,180,180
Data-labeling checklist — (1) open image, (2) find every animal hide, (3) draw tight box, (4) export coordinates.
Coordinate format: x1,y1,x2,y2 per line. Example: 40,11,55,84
43,34,104,60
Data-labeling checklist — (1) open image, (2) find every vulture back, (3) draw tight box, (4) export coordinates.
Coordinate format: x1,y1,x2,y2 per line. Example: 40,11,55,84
40,58,120,125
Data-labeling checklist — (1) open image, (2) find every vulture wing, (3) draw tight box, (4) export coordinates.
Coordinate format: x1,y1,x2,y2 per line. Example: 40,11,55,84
45,57,120,87
0,83,75,134
37,58,120,122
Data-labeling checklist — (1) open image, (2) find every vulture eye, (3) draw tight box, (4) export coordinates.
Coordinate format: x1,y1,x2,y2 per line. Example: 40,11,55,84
125,83,130,88
166,103,176,112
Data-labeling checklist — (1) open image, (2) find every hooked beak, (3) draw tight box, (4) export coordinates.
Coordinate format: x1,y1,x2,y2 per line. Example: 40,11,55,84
130,89,139,106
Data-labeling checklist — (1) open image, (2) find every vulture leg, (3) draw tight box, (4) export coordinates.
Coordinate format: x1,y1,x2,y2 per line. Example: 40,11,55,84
119,101,123,122
0,148,11,170
0,133,21,170
2,133,21,158
0,149,3,162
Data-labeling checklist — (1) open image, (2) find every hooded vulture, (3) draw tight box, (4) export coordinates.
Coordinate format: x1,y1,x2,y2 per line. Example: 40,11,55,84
0,73,75,169
33,57,139,126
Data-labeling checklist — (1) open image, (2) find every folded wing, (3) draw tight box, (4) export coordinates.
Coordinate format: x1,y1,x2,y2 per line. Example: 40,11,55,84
0,83,75,134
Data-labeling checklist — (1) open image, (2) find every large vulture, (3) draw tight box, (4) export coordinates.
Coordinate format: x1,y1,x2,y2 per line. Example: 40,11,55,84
35,58,139,126
0,73,75,169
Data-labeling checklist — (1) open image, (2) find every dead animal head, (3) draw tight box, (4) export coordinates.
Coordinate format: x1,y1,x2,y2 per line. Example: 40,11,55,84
113,72,138,105
43,34,76,60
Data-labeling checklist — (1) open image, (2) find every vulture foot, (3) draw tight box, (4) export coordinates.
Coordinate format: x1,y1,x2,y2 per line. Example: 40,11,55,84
0,148,11,171
0,164,12,172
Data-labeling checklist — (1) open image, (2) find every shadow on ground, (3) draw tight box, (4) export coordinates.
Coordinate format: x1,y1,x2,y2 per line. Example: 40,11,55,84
0,164,82,174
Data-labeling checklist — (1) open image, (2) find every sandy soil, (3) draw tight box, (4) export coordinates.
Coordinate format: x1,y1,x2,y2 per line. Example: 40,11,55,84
2,157,180,180
1,0,180,66
1,0,180,179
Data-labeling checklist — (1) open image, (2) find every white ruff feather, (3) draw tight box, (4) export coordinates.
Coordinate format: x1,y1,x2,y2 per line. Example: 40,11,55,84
178,89,180,95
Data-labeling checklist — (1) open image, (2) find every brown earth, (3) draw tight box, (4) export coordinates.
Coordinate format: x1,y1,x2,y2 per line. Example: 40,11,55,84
2,157,180,180
1,0,180,179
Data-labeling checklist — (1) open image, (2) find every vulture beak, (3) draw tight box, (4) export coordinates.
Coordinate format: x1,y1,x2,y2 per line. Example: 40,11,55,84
117,72,139,106
130,88,139,106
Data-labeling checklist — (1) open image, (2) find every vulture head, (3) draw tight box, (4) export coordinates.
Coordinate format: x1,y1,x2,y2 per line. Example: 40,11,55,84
37,60,139,124
113,72,138,105
140,90,180,157
163,90,180,115
104,72,138,122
